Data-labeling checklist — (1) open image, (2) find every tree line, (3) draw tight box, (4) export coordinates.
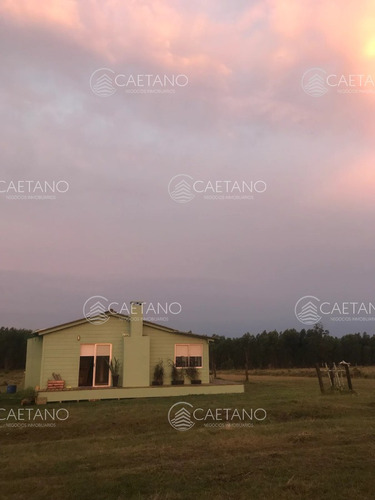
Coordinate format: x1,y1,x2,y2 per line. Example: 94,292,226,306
210,324,375,374
2,324,375,373
0,327,33,370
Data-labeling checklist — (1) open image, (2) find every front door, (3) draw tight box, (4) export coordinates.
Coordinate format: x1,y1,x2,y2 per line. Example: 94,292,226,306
78,344,112,387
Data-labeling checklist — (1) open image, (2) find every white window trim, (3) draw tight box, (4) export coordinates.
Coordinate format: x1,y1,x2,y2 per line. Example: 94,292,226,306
174,343,203,369
79,343,113,387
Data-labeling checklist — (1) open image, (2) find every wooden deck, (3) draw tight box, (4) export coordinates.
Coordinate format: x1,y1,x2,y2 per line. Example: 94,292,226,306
36,382,245,403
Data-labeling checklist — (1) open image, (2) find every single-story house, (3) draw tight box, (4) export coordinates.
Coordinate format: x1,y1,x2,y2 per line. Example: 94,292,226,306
25,302,244,402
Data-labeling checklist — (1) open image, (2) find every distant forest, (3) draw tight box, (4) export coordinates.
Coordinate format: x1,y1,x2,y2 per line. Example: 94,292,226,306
1,324,375,372
210,324,375,371
0,327,33,369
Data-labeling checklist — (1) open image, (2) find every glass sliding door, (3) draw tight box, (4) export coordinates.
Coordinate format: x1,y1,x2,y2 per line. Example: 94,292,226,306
79,344,95,387
78,344,112,387
94,344,111,386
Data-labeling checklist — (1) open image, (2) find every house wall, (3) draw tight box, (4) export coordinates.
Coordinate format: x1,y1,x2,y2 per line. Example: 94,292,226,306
145,325,210,384
123,336,150,387
24,337,43,389
34,316,210,390
39,317,129,389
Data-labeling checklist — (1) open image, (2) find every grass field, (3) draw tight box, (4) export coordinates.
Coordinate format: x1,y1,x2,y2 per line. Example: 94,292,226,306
0,371,375,499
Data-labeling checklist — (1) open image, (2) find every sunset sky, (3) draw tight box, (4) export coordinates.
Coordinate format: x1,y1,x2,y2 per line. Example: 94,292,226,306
1,0,375,336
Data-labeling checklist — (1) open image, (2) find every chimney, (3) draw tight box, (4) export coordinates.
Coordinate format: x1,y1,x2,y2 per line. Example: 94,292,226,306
130,301,144,336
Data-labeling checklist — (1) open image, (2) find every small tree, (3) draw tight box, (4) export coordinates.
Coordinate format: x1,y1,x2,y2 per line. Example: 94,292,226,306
185,366,201,384
241,333,255,382
152,361,164,385
107,357,121,376
106,357,121,386
184,366,197,380
169,360,184,384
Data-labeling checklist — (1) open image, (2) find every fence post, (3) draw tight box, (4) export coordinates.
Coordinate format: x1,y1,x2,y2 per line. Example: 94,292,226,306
327,365,335,389
315,363,325,394
343,363,353,391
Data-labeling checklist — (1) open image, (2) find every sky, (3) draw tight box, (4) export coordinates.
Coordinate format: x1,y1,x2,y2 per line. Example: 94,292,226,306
1,0,375,337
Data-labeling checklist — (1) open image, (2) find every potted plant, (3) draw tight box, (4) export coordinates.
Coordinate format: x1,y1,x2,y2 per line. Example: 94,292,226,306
106,357,121,387
169,360,184,385
152,361,164,386
185,366,202,384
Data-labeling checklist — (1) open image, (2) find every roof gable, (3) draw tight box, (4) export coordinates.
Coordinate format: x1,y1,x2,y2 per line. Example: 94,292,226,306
35,311,212,341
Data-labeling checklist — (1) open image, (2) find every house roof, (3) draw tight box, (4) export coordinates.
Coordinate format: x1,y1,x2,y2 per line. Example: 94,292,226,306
34,310,213,341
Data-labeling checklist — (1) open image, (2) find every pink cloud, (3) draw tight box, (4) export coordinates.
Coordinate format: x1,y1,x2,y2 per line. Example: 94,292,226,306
1,0,80,29
317,155,375,210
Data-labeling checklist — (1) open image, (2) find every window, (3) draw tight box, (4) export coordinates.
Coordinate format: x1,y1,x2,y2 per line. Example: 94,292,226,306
175,344,203,368
78,343,112,387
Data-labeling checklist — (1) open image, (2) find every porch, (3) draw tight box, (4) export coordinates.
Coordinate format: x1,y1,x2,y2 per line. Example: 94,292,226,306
36,381,245,403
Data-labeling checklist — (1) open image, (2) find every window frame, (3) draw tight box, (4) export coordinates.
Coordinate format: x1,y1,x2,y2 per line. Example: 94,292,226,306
79,343,113,387
174,343,203,369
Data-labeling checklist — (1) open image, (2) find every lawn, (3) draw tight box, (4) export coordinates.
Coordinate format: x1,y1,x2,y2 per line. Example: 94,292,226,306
0,372,374,499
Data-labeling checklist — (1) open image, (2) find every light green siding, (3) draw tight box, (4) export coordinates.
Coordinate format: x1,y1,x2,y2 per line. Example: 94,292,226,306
39,317,129,389
123,336,150,386
24,337,43,388
145,325,210,385
27,315,211,392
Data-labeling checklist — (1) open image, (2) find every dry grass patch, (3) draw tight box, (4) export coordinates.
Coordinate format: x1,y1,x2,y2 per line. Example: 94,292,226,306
0,372,375,499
